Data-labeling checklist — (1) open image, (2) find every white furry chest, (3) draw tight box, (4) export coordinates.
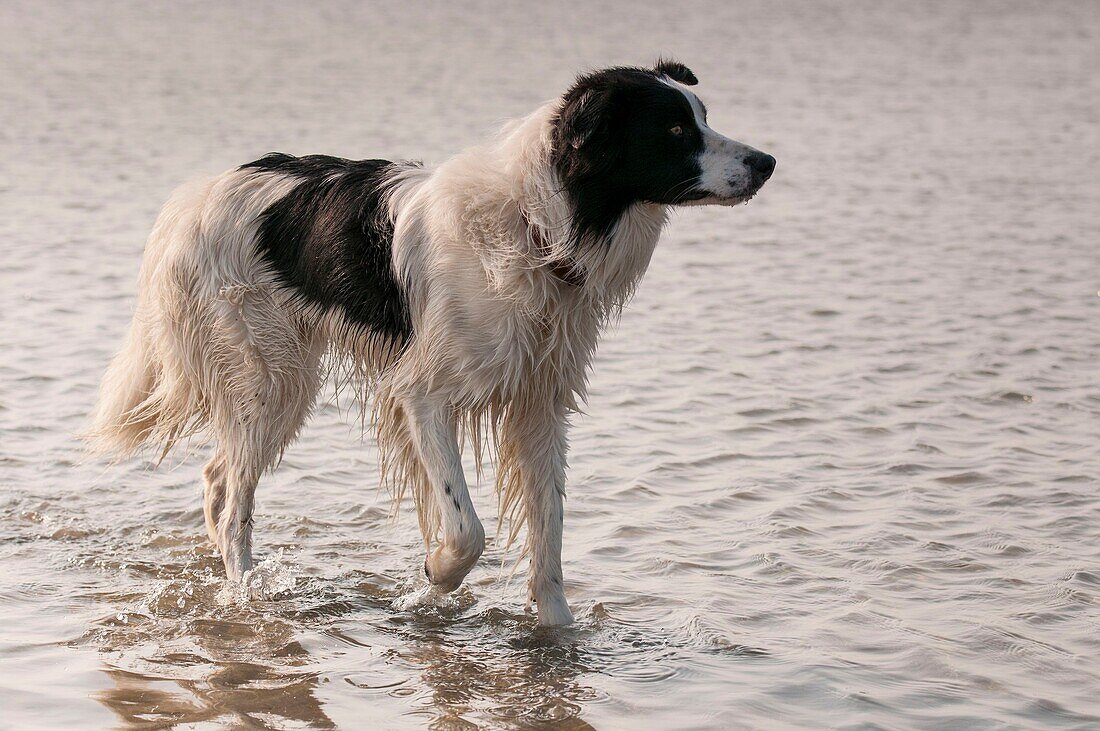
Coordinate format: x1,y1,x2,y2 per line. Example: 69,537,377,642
431,289,599,405
388,126,670,408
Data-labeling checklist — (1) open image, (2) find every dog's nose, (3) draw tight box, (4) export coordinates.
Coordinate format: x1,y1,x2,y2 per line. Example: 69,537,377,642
745,152,776,181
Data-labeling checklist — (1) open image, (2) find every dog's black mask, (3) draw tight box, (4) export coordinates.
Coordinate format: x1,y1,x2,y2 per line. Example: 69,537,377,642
551,60,775,244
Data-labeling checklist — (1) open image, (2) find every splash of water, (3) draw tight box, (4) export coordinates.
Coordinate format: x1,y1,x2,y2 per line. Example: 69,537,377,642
393,582,462,611
216,551,299,606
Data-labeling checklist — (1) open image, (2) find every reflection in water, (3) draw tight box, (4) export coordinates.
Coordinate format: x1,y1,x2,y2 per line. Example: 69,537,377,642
88,601,335,728
386,619,600,728
78,545,607,729
96,657,332,730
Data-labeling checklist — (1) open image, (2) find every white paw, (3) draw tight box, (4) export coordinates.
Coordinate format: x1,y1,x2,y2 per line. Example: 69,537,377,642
536,590,574,627
424,534,484,592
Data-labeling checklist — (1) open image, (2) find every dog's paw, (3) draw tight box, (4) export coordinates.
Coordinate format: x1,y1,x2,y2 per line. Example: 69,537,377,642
424,544,477,593
536,591,574,627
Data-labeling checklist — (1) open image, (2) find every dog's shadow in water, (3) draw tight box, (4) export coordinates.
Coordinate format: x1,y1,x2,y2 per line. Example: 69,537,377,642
85,566,770,729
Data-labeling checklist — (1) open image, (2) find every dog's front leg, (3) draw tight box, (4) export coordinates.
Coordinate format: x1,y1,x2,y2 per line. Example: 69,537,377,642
402,395,485,592
505,399,574,627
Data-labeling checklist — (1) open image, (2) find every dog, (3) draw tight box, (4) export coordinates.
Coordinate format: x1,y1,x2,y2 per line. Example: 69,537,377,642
88,60,774,626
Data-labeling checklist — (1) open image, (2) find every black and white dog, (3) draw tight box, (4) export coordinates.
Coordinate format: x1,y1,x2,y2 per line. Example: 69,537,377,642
90,60,774,626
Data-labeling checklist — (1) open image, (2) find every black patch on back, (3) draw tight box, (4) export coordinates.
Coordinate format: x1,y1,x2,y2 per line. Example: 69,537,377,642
550,62,705,246
241,153,412,344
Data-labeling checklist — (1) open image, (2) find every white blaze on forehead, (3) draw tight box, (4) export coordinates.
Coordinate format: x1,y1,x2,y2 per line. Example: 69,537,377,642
660,76,757,199
682,86,709,128
659,76,707,129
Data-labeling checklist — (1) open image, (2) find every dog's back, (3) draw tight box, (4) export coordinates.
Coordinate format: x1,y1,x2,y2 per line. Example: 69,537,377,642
89,156,408,460
87,155,425,579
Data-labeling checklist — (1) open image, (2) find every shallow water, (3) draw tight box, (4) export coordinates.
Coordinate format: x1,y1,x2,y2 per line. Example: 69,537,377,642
3,1,1100,728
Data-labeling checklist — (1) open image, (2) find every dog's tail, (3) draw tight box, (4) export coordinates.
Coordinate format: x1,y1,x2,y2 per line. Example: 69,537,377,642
85,179,212,462
86,310,164,458
85,285,203,465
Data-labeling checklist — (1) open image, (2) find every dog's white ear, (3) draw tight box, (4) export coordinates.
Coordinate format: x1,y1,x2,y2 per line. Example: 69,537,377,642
561,88,614,149
654,59,698,86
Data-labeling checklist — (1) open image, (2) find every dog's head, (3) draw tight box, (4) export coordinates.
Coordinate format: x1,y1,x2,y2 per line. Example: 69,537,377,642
551,60,774,240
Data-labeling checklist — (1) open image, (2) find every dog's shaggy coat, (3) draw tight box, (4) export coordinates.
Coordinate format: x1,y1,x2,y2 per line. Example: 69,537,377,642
89,61,773,625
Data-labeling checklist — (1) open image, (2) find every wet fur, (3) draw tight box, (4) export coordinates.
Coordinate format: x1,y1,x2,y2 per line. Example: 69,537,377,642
87,61,773,626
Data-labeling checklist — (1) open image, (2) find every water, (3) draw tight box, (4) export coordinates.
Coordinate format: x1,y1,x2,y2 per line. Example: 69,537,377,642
2,1,1099,728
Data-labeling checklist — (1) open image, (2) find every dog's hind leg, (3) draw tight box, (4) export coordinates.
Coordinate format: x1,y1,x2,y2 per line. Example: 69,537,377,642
215,436,268,582
400,394,486,592
202,287,325,582
212,365,321,581
202,452,227,545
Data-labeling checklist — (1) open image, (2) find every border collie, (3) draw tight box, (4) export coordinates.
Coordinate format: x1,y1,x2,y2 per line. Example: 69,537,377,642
89,60,774,626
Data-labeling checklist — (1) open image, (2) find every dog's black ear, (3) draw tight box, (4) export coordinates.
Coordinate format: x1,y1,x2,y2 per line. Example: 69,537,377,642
559,87,615,149
654,59,698,86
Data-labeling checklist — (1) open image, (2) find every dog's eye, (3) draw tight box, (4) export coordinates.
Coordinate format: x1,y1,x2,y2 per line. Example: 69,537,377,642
669,125,683,136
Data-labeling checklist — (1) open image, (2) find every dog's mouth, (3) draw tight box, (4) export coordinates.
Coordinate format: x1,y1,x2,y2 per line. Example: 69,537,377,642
675,186,761,207
676,189,713,203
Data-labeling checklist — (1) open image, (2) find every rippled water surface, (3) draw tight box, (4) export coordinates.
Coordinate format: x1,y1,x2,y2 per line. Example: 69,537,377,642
3,1,1099,728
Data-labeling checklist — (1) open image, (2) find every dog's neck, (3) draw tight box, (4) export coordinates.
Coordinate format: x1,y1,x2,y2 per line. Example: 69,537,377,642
518,205,586,288
512,102,670,311
423,101,669,315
